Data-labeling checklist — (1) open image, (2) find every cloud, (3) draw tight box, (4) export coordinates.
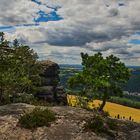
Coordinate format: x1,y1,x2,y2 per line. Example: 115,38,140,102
0,0,54,25
1,0,140,65
30,44,89,64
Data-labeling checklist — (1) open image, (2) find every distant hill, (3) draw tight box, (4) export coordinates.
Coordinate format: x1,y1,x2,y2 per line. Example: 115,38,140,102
124,66,140,92
59,64,140,93
59,64,83,70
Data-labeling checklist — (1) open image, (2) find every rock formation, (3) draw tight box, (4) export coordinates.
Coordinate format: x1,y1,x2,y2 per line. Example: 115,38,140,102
36,60,66,104
0,103,140,140
40,60,60,85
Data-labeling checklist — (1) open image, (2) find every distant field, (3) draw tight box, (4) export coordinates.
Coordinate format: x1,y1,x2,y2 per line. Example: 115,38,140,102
67,95,140,122
109,96,140,109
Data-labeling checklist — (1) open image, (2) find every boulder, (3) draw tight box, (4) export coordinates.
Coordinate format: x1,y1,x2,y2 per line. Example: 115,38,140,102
36,60,66,105
40,60,60,77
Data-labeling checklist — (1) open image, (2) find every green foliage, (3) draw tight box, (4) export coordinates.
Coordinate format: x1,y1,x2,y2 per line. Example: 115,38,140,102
18,107,56,129
107,119,118,130
68,52,130,111
84,115,118,136
11,93,35,104
77,96,90,109
0,32,42,102
84,115,104,133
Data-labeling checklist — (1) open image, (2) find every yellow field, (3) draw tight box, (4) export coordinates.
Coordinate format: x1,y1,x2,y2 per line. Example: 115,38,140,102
67,95,140,122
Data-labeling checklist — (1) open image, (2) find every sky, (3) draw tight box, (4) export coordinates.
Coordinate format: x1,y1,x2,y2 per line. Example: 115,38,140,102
0,0,140,65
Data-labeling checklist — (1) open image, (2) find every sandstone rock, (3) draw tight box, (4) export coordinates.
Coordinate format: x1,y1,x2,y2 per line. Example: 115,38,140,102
36,60,66,104
40,77,59,86
40,60,60,77
0,103,139,140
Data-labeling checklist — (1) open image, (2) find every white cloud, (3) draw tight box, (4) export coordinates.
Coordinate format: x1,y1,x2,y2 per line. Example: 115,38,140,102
0,0,52,25
1,0,140,65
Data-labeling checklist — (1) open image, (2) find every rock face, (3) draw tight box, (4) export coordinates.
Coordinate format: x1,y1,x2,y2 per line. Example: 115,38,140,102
0,103,140,140
36,60,66,104
40,60,60,85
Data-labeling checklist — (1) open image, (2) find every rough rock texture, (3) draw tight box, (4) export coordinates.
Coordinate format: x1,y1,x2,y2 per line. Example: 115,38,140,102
0,103,140,140
36,60,66,104
40,60,60,85
40,60,60,86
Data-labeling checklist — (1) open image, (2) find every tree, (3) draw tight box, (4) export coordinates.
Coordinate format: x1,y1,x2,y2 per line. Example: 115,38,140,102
0,32,42,103
68,52,130,111
0,33,11,101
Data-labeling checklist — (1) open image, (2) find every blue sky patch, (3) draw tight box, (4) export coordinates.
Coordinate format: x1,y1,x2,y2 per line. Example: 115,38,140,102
0,25,13,29
136,32,140,35
129,39,140,45
34,10,63,23
0,25,15,32
31,0,41,5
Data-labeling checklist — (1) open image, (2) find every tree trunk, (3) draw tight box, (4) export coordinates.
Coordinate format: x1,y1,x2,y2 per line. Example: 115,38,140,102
98,97,106,111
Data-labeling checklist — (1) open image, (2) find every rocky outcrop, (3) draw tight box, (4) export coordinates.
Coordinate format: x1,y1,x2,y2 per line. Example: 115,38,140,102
36,60,66,104
40,60,60,85
0,103,140,140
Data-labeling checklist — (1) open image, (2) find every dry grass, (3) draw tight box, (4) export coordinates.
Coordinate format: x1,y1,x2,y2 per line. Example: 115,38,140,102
67,95,140,122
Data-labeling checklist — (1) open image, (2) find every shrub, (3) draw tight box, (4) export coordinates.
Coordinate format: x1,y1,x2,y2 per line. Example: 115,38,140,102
11,93,35,104
84,115,118,136
107,119,118,130
84,115,104,133
0,92,37,105
0,93,11,105
18,107,56,129
77,96,89,109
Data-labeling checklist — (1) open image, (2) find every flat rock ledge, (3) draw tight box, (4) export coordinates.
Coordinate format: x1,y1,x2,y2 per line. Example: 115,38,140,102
0,103,140,140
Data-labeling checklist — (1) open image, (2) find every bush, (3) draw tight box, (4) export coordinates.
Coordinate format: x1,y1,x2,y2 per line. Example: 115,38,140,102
0,93,36,105
11,93,35,104
0,93,11,105
18,107,56,129
77,96,89,109
84,115,104,133
84,115,118,136
107,119,118,130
